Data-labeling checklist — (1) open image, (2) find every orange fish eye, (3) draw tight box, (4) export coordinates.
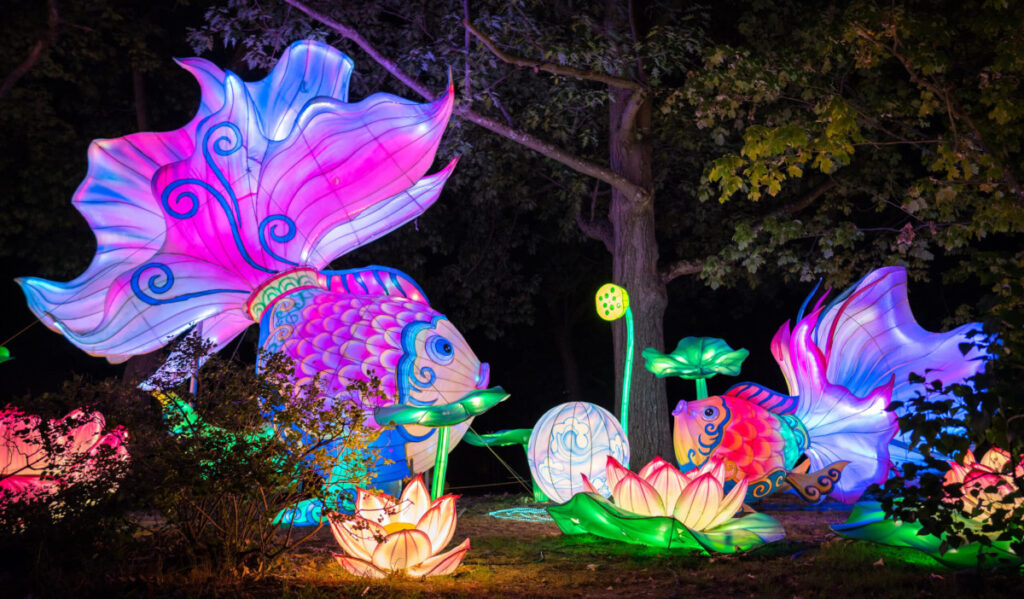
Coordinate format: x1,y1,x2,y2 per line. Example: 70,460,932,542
701,406,719,421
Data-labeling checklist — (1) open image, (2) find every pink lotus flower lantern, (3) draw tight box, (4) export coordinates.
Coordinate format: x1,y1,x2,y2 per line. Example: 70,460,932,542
329,475,469,578
944,447,1024,522
585,456,749,531
0,407,128,504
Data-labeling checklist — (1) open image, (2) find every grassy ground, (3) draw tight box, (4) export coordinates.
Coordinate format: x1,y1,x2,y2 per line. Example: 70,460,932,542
41,494,1024,598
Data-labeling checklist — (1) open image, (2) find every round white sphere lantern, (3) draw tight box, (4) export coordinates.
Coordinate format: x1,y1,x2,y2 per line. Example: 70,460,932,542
527,401,630,503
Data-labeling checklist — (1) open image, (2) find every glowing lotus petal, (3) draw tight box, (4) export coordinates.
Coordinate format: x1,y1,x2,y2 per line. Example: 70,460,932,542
611,471,665,517
0,407,128,506
330,475,469,577
549,456,782,553
415,495,457,554
333,554,387,579
330,516,385,562
644,460,689,513
605,455,630,493
355,487,397,526
673,472,724,531
371,529,432,572
579,473,601,495
406,538,471,578
703,478,748,531
397,475,431,523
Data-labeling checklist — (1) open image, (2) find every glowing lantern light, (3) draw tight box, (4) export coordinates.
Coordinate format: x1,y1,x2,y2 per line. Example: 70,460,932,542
329,475,470,578
595,284,634,433
0,407,128,504
943,447,1024,521
549,455,784,552
527,401,629,504
832,447,1024,568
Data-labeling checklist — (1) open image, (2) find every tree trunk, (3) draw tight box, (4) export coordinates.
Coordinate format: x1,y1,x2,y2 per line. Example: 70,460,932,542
607,86,672,466
551,307,584,404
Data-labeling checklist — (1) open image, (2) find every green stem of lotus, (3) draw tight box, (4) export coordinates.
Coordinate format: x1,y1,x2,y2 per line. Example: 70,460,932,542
695,378,708,400
621,306,635,434
431,426,450,500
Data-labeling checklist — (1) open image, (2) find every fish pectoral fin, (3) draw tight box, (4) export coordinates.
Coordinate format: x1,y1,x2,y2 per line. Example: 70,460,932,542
785,461,849,503
775,459,812,491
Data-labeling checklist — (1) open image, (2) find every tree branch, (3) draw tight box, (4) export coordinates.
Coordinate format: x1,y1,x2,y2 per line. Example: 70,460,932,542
618,89,648,135
285,0,647,200
660,259,704,283
0,0,58,99
660,179,836,284
771,178,836,217
576,181,613,252
462,19,644,91
283,0,434,99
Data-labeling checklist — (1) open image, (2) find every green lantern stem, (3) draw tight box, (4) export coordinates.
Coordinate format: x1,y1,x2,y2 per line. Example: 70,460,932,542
695,378,708,400
621,306,635,433
431,425,451,500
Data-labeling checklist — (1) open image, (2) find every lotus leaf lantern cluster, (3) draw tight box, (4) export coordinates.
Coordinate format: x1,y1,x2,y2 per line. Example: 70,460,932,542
329,476,470,578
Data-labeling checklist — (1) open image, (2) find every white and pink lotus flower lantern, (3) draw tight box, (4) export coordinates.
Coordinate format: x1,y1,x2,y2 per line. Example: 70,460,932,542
0,407,128,505
329,475,470,578
833,446,1024,568
943,447,1023,521
549,455,784,552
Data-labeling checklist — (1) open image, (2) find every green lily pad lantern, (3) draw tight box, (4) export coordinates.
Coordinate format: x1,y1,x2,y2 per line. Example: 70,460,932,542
642,337,749,399
595,284,635,433
376,387,509,499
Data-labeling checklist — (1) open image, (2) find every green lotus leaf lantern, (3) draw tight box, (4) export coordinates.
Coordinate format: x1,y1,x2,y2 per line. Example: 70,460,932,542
0,346,11,365
642,337,749,399
376,387,509,500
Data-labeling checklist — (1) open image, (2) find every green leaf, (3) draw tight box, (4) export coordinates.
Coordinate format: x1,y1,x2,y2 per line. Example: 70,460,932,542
374,387,509,427
831,501,1023,569
641,337,749,380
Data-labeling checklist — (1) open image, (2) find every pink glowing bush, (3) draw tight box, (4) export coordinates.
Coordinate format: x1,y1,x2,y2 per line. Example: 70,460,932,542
0,407,128,506
944,447,1024,522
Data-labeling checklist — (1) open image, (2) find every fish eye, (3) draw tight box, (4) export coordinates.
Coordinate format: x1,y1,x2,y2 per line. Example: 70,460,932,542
701,406,719,421
425,335,456,365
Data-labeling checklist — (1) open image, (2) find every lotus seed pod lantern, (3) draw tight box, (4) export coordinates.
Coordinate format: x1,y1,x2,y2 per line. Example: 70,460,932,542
527,401,629,503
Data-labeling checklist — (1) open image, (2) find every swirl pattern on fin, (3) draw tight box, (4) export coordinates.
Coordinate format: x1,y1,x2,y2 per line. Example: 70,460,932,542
18,41,456,361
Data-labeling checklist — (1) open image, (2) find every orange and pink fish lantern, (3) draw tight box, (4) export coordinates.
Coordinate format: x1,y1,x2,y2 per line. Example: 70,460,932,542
662,267,988,503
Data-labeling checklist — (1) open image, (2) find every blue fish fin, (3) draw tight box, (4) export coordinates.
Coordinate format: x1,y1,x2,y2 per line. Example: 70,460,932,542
725,382,798,415
321,266,430,304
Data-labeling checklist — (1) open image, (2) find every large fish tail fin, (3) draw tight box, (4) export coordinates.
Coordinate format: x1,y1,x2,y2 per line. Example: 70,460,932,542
776,308,899,503
775,266,991,501
810,267,989,465
18,41,456,363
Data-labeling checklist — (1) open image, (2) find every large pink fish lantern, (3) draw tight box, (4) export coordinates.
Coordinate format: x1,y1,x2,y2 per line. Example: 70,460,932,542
18,41,503,520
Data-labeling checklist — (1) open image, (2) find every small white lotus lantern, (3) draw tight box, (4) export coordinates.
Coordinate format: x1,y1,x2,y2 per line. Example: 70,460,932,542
527,401,629,503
